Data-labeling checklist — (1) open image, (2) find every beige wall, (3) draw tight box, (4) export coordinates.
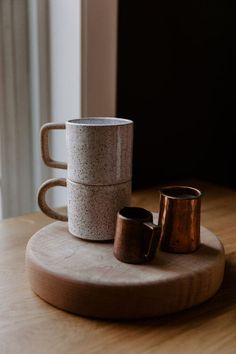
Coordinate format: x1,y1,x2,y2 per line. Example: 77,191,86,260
82,0,118,117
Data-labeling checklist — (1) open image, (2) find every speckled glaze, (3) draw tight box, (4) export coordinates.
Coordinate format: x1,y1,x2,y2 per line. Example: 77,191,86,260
67,179,131,240
66,118,133,185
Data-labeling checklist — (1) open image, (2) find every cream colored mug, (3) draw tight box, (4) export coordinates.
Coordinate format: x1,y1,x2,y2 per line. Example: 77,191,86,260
38,118,133,241
40,118,133,185
38,178,131,241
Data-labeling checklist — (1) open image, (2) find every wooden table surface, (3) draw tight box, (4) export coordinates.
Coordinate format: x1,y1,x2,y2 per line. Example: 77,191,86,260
1,180,236,354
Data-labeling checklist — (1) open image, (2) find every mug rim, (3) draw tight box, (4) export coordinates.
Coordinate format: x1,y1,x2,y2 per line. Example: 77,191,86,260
159,185,202,199
67,117,133,126
118,207,152,221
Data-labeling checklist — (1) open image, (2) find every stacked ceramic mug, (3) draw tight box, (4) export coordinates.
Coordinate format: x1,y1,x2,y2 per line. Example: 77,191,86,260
38,118,133,241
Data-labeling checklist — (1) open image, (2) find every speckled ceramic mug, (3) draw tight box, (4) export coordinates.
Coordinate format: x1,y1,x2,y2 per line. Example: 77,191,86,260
40,118,133,185
37,178,131,241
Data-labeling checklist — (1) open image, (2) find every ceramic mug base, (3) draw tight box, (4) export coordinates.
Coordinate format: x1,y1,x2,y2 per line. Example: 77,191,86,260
67,179,132,241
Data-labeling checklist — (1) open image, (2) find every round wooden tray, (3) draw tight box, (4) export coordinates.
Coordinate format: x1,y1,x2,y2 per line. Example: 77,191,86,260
25,214,225,319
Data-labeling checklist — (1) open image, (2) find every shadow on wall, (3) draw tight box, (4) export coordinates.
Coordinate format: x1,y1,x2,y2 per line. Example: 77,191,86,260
117,0,236,189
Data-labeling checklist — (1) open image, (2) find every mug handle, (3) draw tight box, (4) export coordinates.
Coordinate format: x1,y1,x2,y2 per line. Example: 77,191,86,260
40,122,67,169
143,222,161,261
37,178,68,221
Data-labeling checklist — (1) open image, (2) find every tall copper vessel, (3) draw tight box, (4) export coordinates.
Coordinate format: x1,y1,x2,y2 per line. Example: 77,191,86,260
158,186,201,253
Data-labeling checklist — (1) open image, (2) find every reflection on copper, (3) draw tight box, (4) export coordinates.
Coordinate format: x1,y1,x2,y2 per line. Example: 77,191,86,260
158,186,201,253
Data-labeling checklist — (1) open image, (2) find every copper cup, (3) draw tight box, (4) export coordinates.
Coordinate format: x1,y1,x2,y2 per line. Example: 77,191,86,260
113,207,161,264
158,186,202,253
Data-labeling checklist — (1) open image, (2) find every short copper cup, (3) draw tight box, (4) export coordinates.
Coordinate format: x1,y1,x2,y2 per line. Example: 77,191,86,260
113,207,161,264
158,186,201,253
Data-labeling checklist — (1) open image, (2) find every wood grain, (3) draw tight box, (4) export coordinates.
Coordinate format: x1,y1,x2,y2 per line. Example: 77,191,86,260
1,180,236,353
25,217,225,319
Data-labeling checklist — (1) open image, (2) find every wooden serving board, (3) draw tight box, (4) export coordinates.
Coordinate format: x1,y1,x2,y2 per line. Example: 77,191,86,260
25,214,225,319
